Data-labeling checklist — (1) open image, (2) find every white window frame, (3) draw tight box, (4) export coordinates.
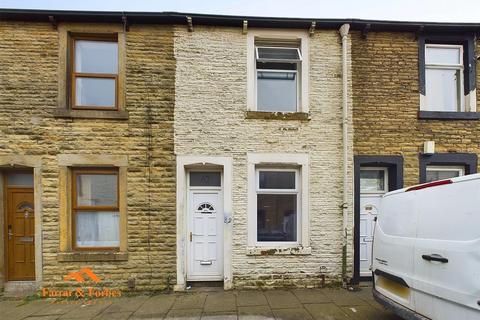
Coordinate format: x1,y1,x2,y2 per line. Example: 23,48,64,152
421,44,466,112
247,29,309,113
255,168,301,246
255,46,302,62
359,167,389,194
247,153,309,250
426,165,465,181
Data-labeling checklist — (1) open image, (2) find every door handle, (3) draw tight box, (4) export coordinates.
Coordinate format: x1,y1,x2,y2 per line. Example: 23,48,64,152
8,225,13,240
422,254,448,263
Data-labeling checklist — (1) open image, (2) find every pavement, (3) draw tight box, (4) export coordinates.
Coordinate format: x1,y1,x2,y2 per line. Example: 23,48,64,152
0,286,402,320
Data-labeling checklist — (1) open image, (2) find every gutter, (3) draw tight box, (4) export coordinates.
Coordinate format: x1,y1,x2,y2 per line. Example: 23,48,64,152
339,23,350,286
1,8,480,32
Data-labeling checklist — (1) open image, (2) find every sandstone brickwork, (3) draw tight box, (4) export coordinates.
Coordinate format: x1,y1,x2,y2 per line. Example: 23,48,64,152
0,21,176,291
352,31,480,186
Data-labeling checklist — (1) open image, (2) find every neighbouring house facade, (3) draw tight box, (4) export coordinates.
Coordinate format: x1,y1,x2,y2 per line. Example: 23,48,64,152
351,28,480,281
0,15,177,293
0,9,479,294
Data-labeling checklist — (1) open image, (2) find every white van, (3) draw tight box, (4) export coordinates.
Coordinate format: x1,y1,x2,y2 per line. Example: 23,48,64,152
372,174,480,320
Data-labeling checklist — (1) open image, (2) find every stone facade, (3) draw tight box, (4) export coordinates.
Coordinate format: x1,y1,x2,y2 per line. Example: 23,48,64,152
174,26,354,288
8,15,476,292
0,21,176,291
352,31,480,185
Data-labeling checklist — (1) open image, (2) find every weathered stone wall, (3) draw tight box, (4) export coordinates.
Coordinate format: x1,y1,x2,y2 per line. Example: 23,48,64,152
0,21,176,291
352,31,480,186
174,26,354,288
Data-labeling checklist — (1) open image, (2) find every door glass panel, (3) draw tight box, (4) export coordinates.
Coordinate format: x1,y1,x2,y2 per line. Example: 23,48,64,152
6,173,34,187
360,170,385,192
189,172,221,187
17,202,33,211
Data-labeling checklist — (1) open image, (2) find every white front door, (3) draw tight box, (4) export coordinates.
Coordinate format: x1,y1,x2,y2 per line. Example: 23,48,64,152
359,167,388,277
187,189,223,281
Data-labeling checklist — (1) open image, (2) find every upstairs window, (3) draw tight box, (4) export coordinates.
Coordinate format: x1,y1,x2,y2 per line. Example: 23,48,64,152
418,34,477,118
254,39,303,112
71,35,118,110
424,44,464,112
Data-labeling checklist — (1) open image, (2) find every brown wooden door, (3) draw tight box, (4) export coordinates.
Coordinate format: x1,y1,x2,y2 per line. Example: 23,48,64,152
6,188,35,280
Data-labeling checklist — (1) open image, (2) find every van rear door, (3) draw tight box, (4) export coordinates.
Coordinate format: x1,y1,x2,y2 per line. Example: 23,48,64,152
414,179,480,320
373,189,417,311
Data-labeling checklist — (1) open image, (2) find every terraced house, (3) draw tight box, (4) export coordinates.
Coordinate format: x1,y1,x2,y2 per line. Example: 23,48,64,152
0,9,479,295
351,23,480,282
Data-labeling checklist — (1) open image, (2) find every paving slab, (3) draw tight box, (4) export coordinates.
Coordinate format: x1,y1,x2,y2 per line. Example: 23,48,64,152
203,292,236,313
93,311,132,320
33,301,80,316
172,293,207,310
165,308,202,320
201,311,238,319
101,295,149,313
238,305,274,320
60,301,113,319
0,287,402,320
322,289,368,307
132,294,176,318
24,316,60,320
264,290,302,309
272,307,314,320
0,300,24,314
304,303,349,320
342,305,403,320
3,300,53,320
236,291,268,307
352,289,384,310
292,289,331,304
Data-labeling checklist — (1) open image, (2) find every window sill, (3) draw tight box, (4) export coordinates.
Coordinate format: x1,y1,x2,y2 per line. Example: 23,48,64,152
53,108,129,120
57,252,128,262
246,246,311,256
245,111,310,121
418,111,480,120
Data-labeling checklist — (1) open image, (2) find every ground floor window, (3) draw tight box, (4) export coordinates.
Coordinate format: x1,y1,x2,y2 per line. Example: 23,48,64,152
255,168,300,244
419,153,477,184
72,168,119,250
425,165,465,182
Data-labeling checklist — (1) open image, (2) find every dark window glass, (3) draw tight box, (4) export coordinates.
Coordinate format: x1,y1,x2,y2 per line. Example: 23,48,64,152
259,171,295,189
189,172,221,187
257,194,297,242
256,61,297,70
257,47,300,61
